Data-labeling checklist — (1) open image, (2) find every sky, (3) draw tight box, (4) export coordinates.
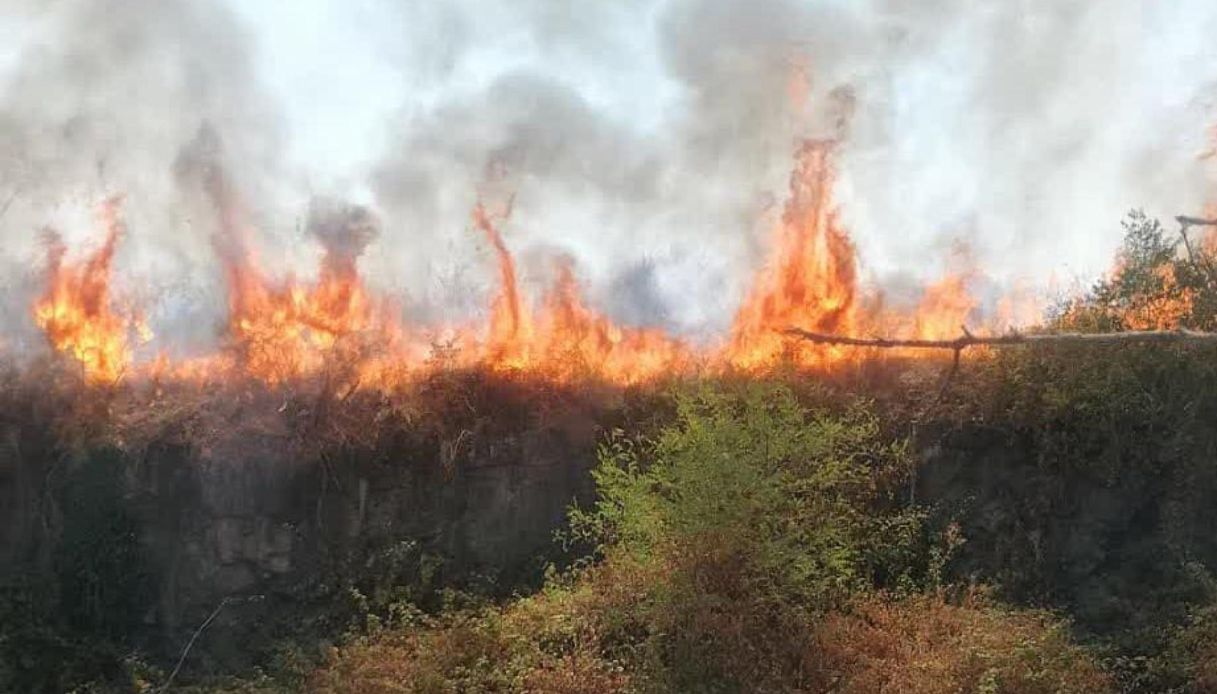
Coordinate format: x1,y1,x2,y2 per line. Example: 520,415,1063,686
2,0,1217,345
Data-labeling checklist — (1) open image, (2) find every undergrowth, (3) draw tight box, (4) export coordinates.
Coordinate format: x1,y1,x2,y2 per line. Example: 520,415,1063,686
305,383,1111,694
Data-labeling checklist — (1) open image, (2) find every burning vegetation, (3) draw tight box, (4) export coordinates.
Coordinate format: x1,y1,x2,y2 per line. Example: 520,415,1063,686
32,196,151,385
11,139,1217,694
24,138,1007,389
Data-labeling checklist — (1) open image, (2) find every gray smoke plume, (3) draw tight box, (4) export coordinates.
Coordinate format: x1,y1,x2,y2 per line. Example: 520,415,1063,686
0,0,287,354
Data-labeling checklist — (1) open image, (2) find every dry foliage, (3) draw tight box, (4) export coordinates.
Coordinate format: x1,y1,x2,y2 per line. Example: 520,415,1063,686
814,592,1112,693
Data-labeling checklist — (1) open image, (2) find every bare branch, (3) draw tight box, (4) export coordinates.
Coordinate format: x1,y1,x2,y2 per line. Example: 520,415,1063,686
1174,216,1217,228
1175,216,1217,287
157,597,231,693
785,327,1217,351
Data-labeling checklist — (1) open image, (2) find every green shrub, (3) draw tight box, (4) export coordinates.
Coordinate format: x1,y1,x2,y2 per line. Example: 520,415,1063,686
571,382,922,602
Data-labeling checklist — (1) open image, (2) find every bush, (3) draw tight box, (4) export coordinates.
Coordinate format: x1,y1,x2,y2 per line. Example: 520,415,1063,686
1055,210,1217,332
931,338,1217,659
562,382,923,689
308,383,1109,693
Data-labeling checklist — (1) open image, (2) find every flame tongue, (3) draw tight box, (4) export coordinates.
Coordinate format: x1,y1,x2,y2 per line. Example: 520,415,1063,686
33,196,148,384
727,140,858,369
222,203,391,384
475,201,534,368
474,204,690,384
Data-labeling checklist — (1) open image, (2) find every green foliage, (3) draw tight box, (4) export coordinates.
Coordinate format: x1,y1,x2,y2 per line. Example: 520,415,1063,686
571,383,922,607
929,340,1217,690
568,383,925,689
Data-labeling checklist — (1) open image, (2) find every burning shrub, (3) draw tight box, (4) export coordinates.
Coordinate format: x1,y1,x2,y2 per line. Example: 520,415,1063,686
1056,210,1217,333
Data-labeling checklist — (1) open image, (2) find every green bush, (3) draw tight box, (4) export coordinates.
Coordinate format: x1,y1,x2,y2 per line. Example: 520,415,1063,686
309,383,1109,693
563,383,923,689
573,382,922,602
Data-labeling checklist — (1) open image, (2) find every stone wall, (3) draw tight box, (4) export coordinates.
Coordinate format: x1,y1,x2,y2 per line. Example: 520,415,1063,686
0,385,605,673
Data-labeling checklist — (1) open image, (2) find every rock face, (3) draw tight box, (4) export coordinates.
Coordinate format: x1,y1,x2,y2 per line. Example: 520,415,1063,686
917,423,1217,639
0,380,606,673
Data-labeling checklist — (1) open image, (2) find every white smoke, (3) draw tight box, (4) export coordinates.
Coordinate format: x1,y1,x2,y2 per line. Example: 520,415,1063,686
364,0,1217,335
0,0,290,354
2,0,1216,352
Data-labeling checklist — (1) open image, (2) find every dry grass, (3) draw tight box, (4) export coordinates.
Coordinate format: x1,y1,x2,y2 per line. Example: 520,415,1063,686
814,592,1112,693
307,552,1113,694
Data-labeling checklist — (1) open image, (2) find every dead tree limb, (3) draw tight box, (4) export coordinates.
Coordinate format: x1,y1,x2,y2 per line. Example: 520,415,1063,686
1175,215,1217,287
157,597,231,693
785,326,1217,351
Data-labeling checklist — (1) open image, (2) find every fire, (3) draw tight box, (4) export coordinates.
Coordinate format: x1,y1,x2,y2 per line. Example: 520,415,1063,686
220,203,403,385
721,140,998,371
1119,263,1196,331
32,140,1022,390
912,246,980,340
33,197,150,384
473,203,691,384
474,201,533,370
726,140,859,370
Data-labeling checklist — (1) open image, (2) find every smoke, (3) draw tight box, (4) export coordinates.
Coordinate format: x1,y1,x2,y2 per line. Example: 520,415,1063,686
833,0,1217,287
3,0,1217,353
0,0,290,354
369,0,834,336
366,0,1217,336
307,199,380,280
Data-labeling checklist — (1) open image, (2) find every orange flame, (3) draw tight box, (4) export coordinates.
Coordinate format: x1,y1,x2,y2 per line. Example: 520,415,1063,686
473,203,690,384
725,140,859,370
35,139,1019,389
723,140,1005,370
912,245,980,340
222,251,379,383
209,195,410,385
33,196,150,384
1121,263,1197,331
474,201,533,369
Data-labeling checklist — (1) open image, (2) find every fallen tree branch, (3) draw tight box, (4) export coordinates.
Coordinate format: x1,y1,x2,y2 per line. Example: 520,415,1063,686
785,327,1217,351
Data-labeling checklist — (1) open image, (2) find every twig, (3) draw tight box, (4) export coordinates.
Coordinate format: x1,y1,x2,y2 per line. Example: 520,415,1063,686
785,327,1217,350
0,187,20,224
157,597,232,693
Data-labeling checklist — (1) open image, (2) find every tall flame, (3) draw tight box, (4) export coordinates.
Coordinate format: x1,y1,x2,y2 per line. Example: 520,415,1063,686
33,196,150,384
208,186,407,385
912,246,980,340
726,140,859,370
473,203,690,384
475,201,533,369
